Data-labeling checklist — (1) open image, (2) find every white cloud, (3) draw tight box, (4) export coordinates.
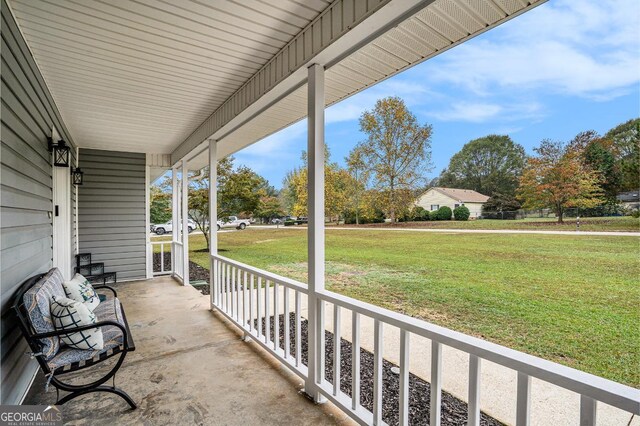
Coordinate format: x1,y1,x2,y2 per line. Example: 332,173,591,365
429,0,640,100
426,101,543,124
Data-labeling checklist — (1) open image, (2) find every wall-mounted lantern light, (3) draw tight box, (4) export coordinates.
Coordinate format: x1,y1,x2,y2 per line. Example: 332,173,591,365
47,137,70,167
71,168,84,185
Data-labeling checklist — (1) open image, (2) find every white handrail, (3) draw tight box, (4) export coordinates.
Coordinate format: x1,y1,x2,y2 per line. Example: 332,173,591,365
212,254,308,293
211,254,640,425
317,289,639,414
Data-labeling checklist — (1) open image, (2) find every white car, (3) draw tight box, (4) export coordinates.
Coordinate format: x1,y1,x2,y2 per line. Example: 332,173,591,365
217,216,250,230
152,220,196,235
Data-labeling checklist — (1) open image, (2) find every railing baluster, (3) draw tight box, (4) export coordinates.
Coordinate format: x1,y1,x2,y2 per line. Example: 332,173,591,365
256,276,262,338
243,270,248,328
226,263,231,312
274,282,280,351
265,280,271,344
468,354,481,426
249,274,255,332
284,287,290,358
236,267,241,321
160,243,165,273
580,395,597,426
333,305,341,396
295,291,301,367
352,311,360,410
317,298,325,385
212,259,217,306
231,267,237,319
373,319,383,425
430,341,442,426
399,329,410,426
516,372,531,426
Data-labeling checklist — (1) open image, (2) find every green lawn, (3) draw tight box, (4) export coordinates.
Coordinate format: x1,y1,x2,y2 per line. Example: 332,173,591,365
156,229,640,387
339,215,640,232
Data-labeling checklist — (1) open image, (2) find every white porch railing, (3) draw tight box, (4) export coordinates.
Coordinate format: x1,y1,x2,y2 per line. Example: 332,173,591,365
149,241,172,276
173,241,184,281
211,253,639,426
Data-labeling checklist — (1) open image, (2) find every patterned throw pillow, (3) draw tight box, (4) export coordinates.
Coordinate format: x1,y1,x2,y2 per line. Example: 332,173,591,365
62,273,100,312
50,296,104,350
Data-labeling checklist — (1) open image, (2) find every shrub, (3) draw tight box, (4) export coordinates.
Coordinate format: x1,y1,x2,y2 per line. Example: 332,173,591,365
453,205,470,221
631,210,640,218
428,210,439,220
436,206,453,220
411,206,426,221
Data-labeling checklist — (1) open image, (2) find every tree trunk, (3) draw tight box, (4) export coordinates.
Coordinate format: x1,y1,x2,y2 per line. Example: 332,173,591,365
556,205,564,223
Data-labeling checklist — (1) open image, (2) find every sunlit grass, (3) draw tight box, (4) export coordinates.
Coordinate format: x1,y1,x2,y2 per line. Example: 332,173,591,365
157,228,640,386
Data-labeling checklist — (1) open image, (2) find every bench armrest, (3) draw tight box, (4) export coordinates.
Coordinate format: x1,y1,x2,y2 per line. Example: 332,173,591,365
93,285,117,297
33,320,132,350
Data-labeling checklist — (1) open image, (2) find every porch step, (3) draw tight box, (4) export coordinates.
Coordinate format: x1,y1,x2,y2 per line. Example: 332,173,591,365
75,253,92,267
76,262,104,277
74,253,118,285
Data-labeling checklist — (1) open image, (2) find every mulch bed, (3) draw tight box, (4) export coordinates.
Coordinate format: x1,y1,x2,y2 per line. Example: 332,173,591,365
152,253,210,285
251,313,503,426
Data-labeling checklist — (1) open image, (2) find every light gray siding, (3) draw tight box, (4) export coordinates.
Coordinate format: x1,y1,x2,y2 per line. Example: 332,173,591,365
78,149,146,281
0,0,77,404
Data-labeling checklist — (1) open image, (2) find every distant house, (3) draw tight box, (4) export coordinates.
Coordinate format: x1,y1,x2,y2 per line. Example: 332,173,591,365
416,187,490,219
617,190,640,210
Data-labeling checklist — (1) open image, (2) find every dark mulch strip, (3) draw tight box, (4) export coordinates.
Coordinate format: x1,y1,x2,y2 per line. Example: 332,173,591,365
251,313,503,426
152,252,171,273
189,261,210,283
152,253,210,287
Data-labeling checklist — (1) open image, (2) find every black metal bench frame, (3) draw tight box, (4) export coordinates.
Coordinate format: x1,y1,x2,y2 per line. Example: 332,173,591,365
12,273,137,409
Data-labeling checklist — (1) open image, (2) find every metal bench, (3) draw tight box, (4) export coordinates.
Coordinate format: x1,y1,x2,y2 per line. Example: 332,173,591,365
12,268,136,408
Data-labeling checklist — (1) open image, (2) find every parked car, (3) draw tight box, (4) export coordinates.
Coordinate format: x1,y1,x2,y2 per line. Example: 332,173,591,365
217,216,251,230
294,216,308,224
271,218,283,224
151,220,196,235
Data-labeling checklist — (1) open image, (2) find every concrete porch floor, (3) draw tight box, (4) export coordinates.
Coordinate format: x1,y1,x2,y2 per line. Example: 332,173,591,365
24,276,353,425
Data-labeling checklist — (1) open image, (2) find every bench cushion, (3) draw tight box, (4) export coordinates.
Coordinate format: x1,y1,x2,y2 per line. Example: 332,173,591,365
23,268,66,360
47,295,126,372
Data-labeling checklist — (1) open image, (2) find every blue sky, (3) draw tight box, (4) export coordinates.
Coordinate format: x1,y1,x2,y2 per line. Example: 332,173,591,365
233,0,640,189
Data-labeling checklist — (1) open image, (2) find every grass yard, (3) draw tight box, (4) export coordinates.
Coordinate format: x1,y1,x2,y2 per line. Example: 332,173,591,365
155,228,640,387
338,215,640,232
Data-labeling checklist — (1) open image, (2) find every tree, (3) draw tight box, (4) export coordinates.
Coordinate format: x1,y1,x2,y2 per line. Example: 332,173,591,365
355,97,433,222
255,196,285,223
517,140,603,223
482,192,522,213
438,135,526,197
285,148,352,223
150,185,171,224
605,118,639,192
345,147,369,225
188,157,270,251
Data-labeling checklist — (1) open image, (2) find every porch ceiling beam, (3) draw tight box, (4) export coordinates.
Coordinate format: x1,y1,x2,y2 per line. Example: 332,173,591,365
170,0,437,165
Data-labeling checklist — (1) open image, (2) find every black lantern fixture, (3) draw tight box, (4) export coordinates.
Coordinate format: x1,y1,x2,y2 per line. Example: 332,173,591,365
48,137,70,167
71,167,84,185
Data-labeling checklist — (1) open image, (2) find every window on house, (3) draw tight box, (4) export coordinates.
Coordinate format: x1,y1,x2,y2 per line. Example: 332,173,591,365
431,205,439,210
454,203,463,208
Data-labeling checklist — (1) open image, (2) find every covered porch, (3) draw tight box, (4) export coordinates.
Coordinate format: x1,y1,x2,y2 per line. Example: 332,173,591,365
23,276,350,425
2,0,639,424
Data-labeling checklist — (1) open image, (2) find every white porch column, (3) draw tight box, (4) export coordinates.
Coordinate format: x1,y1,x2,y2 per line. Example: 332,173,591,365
171,166,178,278
182,159,190,286
306,63,325,402
208,139,217,309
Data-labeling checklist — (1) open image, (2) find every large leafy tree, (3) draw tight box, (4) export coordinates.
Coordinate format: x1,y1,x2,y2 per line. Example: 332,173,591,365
255,196,285,223
286,149,353,222
517,140,603,223
605,118,639,192
438,135,526,197
188,157,268,251
345,147,369,225
150,185,171,224
355,97,433,222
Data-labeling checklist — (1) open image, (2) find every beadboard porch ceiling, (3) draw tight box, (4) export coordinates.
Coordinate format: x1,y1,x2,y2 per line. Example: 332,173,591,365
7,0,545,164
